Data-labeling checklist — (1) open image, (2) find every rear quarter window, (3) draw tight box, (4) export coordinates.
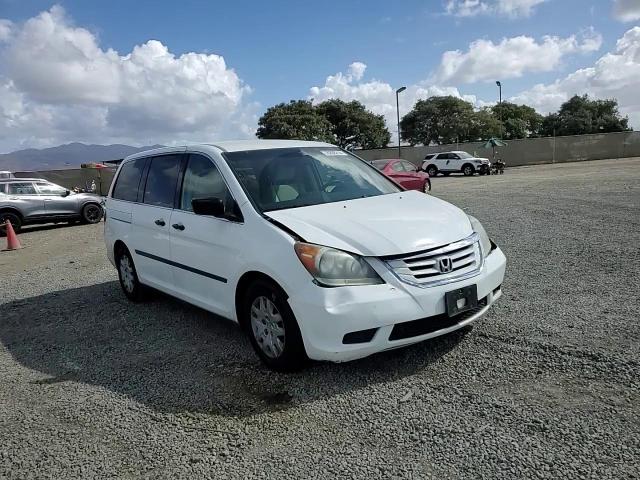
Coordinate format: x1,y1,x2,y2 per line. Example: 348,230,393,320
112,158,146,202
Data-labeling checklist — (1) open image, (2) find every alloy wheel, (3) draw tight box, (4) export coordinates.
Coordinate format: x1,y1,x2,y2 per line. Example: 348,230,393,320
250,295,286,359
119,255,135,293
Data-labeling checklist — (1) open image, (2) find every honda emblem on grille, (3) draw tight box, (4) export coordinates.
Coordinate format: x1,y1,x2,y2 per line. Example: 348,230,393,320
438,256,453,273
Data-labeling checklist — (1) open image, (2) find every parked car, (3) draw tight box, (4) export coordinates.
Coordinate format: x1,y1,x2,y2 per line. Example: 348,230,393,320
104,141,506,371
0,178,103,234
370,159,431,193
422,151,490,177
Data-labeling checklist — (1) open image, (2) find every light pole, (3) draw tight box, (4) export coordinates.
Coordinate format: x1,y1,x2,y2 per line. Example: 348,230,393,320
496,80,502,138
396,86,406,158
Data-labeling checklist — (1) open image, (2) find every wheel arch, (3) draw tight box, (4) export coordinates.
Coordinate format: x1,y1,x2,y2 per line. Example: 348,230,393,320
113,239,128,260
235,271,290,330
0,207,24,220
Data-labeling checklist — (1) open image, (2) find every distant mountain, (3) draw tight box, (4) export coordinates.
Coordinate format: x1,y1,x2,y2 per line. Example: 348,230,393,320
0,143,164,171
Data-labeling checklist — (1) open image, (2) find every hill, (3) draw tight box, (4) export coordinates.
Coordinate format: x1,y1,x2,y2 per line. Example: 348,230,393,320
0,143,164,171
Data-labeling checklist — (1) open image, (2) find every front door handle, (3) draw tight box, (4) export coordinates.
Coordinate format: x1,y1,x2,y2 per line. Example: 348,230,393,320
172,223,185,231
154,219,166,226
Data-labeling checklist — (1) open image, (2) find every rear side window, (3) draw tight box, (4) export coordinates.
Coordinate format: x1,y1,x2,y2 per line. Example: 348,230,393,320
402,161,417,172
424,154,435,160
112,159,146,202
143,155,181,208
391,162,404,172
8,182,37,195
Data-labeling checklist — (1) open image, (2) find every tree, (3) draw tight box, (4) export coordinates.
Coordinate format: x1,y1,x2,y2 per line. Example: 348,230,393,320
315,99,390,149
491,102,543,139
256,100,334,142
400,96,476,146
540,95,630,136
469,108,503,141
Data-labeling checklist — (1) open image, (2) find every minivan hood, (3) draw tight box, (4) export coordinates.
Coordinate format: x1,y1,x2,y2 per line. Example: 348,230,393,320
265,191,473,257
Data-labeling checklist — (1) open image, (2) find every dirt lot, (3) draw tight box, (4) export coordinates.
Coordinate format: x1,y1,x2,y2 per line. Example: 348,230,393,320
1,158,639,479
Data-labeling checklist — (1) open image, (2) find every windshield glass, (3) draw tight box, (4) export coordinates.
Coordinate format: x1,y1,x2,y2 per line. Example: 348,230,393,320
457,151,473,159
224,147,401,212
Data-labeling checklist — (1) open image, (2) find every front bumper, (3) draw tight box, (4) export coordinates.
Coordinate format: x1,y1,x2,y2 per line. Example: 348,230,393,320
288,245,506,362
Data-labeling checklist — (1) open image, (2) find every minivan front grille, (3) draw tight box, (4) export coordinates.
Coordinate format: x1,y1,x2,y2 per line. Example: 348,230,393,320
383,233,482,288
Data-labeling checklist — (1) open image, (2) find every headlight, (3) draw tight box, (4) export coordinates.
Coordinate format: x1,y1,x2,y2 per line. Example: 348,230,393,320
294,242,383,287
468,215,491,257
473,160,483,164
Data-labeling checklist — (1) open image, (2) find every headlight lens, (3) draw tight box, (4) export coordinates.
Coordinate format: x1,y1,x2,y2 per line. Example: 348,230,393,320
468,215,491,257
294,243,383,287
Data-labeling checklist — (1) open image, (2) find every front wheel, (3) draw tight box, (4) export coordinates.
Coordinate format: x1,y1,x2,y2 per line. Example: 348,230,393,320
81,203,103,224
0,212,22,237
463,165,475,176
243,280,308,372
423,180,431,193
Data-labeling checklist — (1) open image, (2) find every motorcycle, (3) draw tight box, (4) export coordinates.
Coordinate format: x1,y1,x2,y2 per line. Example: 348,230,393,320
491,158,505,175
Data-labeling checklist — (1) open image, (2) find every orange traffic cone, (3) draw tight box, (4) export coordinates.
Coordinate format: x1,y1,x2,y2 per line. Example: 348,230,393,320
2,220,22,251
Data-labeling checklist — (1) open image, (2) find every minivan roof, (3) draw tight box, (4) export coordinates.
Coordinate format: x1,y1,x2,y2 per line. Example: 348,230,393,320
0,177,47,182
123,140,337,162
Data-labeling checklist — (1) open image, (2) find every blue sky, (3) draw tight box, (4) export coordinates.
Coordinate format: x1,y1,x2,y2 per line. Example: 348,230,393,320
0,0,639,151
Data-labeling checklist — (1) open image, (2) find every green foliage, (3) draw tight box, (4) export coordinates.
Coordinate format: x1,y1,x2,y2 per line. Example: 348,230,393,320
470,108,503,141
256,100,334,142
256,99,390,148
540,95,630,136
316,99,390,149
491,102,543,139
400,96,476,146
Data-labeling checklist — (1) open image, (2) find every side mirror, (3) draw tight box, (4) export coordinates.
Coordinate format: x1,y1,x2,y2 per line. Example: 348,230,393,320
62,190,70,197
192,197,225,217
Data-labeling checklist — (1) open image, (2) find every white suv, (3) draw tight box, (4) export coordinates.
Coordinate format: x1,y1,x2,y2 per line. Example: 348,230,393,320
104,141,506,371
422,151,490,177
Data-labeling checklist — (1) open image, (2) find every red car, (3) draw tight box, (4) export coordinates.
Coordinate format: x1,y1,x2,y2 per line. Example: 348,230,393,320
371,159,431,193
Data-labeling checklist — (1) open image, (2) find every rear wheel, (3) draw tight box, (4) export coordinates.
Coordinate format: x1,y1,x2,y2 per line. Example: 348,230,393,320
462,164,475,176
243,279,308,372
116,247,144,301
0,212,22,237
426,165,438,177
81,203,103,224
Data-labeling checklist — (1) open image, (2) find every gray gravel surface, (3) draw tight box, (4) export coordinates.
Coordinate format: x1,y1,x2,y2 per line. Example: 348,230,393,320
1,158,639,479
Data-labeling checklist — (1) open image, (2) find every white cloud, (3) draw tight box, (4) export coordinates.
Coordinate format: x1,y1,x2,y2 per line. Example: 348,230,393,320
0,6,254,152
0,19,12,42
433,29,602,84
612,0,640,22
445,0,547,18
511,27,640,128
309,63,478,141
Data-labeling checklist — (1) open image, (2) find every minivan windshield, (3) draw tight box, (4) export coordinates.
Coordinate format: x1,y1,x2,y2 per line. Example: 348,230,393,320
224,147,401,212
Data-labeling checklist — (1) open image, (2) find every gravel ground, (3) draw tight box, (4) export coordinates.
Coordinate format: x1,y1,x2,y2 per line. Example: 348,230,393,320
1,158,639,479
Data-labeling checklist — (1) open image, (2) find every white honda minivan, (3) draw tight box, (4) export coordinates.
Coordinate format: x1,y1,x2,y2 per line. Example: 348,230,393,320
104,140,506,371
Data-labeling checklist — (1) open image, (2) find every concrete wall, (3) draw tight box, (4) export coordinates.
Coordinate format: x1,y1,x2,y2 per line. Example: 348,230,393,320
357,131,640,167
14,168,116,196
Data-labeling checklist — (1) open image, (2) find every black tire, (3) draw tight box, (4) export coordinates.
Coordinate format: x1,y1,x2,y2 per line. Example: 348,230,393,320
426,165,438,177
116,247,144,302
0,211,22,237
462,164,475,176
242,279,308,372
423,180,431,193
81,203,103,224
